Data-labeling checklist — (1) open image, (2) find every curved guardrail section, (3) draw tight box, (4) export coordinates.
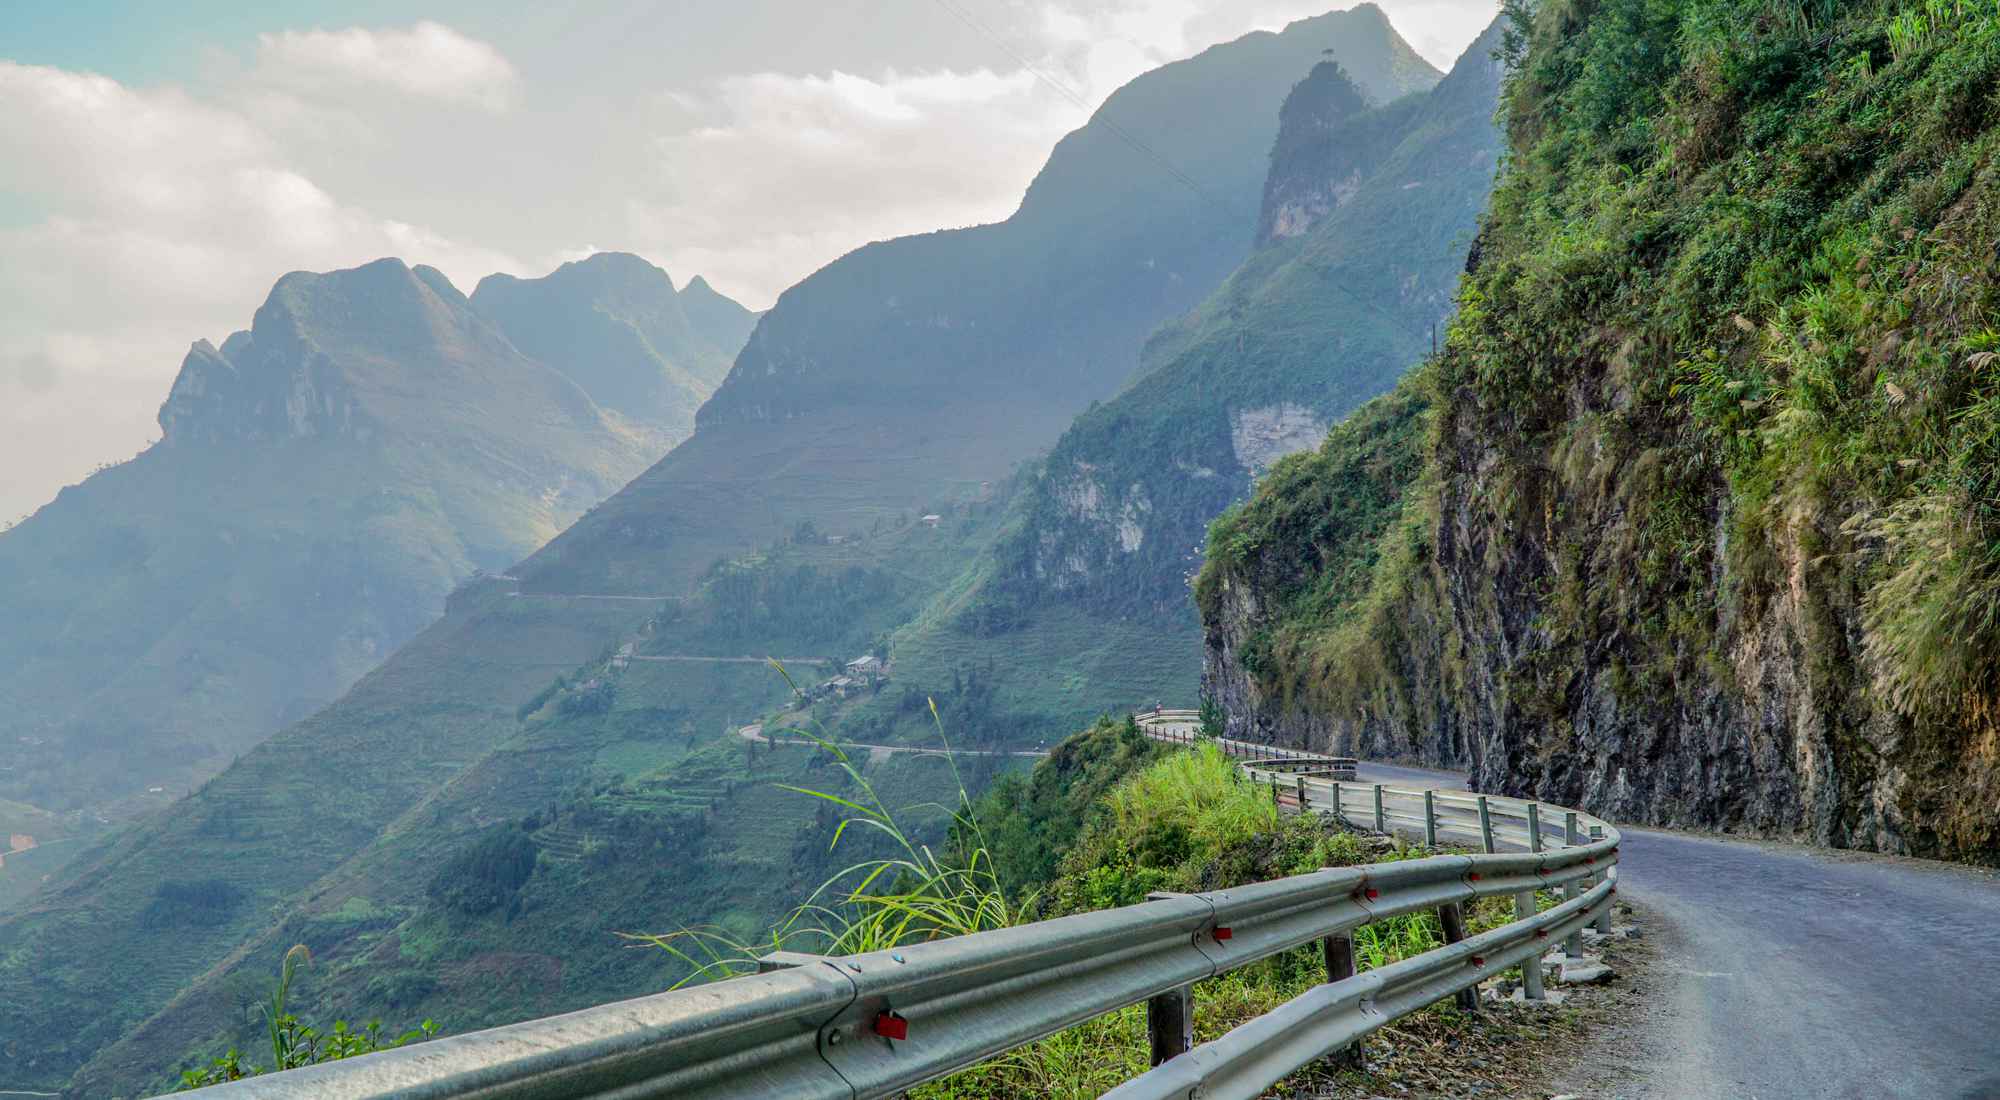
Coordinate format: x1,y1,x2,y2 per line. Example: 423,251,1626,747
177,715,1619,1100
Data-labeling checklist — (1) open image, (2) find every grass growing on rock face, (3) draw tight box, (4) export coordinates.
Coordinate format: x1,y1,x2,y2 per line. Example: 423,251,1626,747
1197,0,2000,861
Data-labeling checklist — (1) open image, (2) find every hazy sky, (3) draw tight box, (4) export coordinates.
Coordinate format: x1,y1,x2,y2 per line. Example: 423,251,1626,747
0,1,1500,522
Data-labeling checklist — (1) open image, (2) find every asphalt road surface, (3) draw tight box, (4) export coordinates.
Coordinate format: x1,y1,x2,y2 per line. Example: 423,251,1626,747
1354,760,2000,1099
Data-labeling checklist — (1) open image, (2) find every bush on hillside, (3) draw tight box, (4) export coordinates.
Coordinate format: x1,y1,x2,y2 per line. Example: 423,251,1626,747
426,829,539,916
141,879,245,929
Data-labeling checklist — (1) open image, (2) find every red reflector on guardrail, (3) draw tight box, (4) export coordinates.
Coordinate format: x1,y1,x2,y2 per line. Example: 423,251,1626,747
1535,929,1547,938
1363,887,1379,900
873,1013,908,1041
1471,955,1486,967
1467,872,1481,882
1213,926,1233,941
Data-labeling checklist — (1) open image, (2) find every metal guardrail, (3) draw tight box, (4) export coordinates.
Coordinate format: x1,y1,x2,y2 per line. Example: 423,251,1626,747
180,716,1619,1100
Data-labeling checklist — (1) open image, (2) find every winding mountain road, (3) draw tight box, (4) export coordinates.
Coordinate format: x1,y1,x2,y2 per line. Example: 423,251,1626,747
1142,718,2000,1097
1344,759,2000,1098
737,723,1049,766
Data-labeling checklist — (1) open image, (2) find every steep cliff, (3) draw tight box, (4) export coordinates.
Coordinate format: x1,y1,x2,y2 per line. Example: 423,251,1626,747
1199,0,2000,865
870,23,1504,737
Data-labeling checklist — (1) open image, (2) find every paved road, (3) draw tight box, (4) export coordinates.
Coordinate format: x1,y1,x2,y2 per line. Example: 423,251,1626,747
1359,758,2000,1098
1608,828,2000,1100
1141,722,2000,1097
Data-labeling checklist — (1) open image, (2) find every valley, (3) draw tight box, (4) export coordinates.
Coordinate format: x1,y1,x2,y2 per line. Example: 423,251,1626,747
5,1,2000,1096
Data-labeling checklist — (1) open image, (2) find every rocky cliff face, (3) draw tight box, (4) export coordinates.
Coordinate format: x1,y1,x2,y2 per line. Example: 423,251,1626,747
1257,61,1374,244
958,25,1503,629
1198,1,2000,865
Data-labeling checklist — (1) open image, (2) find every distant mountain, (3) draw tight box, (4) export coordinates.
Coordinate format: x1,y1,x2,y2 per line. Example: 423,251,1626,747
518,3,1438,595
0,10,1443,1095
470,253,756,449
0,255,751,820
882,21,1507,727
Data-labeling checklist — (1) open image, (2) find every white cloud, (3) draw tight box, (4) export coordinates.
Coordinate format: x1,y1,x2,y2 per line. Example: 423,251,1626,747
0,57,526,523
628,64,1079,301
254,21,520,111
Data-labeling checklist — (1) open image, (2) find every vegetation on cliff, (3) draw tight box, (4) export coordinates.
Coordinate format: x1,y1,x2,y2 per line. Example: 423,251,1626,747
1201,0,2000,863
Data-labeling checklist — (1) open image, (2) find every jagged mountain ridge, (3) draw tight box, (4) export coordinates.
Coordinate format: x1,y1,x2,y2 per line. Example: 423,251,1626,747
470,253,755,448
864,21,1505,743
520,4,1439,596
0,254,750,819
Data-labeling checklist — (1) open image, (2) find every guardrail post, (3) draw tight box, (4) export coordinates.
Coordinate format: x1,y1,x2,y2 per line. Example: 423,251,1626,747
1564,810,1580,850
1437,902,1479,1013
1299,775,1309,815
1515,891,1546,1001
1527,803,1543,853
1590,825,1613,933
1423,790,1438,848
1373,785,1386,833
1564,881,1586,957
1321,931,1363,1069
1328,780,1341,825
1146,984,1193,1067
1477,796,1495,854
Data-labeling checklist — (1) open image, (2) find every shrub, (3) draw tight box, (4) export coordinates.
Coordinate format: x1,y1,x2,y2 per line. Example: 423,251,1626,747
141,879,244,929
178,945,436,1091
426,829,538,916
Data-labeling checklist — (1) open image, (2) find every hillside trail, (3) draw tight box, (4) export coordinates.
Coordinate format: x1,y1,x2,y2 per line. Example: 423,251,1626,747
1146,718,2000,1099
736,721,1049,767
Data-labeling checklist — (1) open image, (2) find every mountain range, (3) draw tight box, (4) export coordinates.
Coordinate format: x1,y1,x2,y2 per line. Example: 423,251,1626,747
0,7,1489,1095
0,253,751,819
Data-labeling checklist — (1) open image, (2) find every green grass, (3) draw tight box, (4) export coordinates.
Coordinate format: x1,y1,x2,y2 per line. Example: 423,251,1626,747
903,722,1524,1097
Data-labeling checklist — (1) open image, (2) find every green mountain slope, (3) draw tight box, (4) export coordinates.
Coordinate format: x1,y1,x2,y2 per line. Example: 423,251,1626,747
1199,0,2000,866
0,11,1440,1095
877,24,1506,740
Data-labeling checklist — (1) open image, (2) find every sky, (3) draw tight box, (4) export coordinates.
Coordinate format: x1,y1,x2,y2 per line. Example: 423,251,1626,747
0,0,1501,523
